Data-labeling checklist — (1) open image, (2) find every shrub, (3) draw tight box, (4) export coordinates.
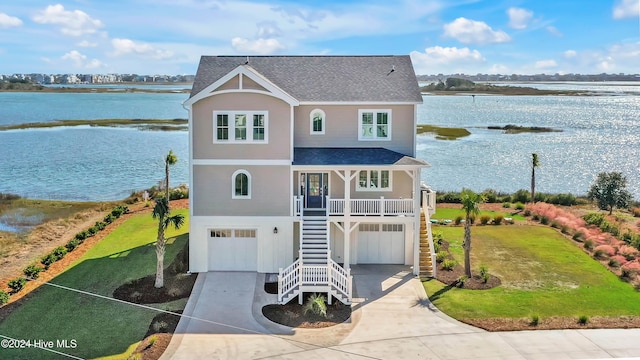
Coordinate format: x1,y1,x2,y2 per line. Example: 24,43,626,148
540,216,550,225
530,314,540,326
103,213,116,224
65,238,81,252
573,231,585,242
482,189,499,203
454,215,464,225
560,225,571,235
549,193,578,206
170,187,189,200
87,226,99,236
148,335,158,346
479,265,489,283
436,251,448,263
609,258,622,268
152,320,169,333
456,275,467,288
493,214,504,225
41,253,57,269
303,293,327,318
618,245,639,261
532,214,540,221
479,214,491,225
512,189,530,203
8,277,26,294
0,290,9,305
515,202,525,210
23,264,44,280
578,315,589,325
433,231,444,246
594,245,616,257
501,195,512,203
621,262,640,279
468,214,476,225
583,212,606,227
438,192,461,204
550,220,560,229
74,230,89,241
111,205,129,218
52,246,67,260
584,239,594,251
442,259,457,271
502,202,511,208
94,221,106,231
631,207,640,217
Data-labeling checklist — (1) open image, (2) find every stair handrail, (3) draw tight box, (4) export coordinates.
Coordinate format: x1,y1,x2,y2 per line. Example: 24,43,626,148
278,259,301,303
329,259,351,301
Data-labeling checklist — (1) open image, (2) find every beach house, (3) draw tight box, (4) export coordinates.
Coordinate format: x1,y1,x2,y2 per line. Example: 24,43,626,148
184,55,436,304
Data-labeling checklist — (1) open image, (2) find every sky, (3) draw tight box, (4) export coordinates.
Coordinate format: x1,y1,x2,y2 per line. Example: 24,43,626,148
1,0,639,75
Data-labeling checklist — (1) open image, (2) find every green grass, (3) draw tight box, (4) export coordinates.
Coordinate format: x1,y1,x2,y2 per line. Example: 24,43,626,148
432,207,526,222
424,225,640,319
0,209,189,360
416,124,471,140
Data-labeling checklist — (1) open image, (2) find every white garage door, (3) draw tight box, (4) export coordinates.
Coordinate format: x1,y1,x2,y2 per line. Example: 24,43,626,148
209,229,257,271
357,224,404,264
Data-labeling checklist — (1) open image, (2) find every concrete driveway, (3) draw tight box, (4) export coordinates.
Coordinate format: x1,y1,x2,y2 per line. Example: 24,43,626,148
162,266,640,359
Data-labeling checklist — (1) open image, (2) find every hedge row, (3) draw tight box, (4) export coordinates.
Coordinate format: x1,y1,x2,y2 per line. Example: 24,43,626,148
437,189,587,206
1,205,129,305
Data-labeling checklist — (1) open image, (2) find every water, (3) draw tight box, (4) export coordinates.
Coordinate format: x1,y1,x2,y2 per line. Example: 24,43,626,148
417,94,640,198
0,91,189,201
0,85,638,202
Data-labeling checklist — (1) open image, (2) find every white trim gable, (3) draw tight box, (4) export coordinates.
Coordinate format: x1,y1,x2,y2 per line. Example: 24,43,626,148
184,65,300,107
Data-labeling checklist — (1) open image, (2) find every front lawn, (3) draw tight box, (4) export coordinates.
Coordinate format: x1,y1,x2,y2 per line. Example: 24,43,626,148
424,225,640,320
0,209,190,360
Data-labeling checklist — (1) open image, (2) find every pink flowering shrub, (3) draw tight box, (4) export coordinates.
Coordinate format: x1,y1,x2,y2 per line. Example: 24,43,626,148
609,255,628,266
618,245,639,261
594,245,616,257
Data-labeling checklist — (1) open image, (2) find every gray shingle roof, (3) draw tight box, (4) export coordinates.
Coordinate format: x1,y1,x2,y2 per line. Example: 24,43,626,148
293,147,429,167
190,55,423,103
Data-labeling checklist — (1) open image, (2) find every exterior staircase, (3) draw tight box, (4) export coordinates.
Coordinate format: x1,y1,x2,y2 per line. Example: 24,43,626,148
278,210,352,305
300,216,329,265
419,211,436,278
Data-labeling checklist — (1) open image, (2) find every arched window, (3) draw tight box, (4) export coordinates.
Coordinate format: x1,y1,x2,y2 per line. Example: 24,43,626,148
232,170,251,199
310,109,325,135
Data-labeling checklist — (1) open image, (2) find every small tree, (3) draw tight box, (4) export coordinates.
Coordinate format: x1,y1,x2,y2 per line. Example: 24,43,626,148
531,153,539,203
587,172,633,215
152,198,185,288
460,189,484,278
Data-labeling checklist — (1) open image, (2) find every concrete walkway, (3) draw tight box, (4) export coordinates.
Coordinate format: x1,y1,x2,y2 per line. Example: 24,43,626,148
162,266,640,359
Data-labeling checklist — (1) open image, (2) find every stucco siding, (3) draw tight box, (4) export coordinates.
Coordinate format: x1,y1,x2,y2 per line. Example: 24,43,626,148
192,165,291,216
294,104,416,156
192,92,291,160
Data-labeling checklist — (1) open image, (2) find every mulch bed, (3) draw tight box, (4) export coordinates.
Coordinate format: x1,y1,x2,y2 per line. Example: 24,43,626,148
466,316,640,331
129,311,183,360
262,295,351,328
435,240,501,290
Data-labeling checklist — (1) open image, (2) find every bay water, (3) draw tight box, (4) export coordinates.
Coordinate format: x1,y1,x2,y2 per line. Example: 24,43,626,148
0,84,638,201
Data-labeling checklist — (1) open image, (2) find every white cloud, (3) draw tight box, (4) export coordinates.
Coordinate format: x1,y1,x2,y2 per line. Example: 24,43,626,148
111,38,174,59
0,13,23,28
488,64,510,74
564,50,577,58
410,46,485,74
534,59,558,70
33,4,104,36
61,50,104,69
507,7,533,29
613,0,639,19
231,37,285,54
256,21,282,38
546,26,562,37
443,17,511,45
77,40,98,47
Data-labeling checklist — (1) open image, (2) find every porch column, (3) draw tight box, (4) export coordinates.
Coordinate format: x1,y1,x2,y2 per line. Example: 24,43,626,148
344,170,352,269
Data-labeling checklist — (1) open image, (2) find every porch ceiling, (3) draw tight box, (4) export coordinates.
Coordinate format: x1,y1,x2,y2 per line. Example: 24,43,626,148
293,147,429,167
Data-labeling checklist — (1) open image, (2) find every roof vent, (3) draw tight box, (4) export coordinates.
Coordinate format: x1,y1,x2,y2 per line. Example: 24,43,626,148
387,65,395,76
245,56,249,65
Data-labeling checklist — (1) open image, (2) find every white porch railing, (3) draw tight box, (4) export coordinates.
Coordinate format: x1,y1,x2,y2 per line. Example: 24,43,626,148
329,197,414,216
293,196,303,217
421,183,436,216
278,259,352,304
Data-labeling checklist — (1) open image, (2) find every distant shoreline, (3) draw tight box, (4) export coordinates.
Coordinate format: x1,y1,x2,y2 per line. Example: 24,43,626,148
0,82,192,93
0,118,188,131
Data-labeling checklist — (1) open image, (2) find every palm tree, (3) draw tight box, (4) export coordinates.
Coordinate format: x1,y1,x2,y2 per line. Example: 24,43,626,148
531,153,539,203
152,197,185,288
165,150,178,205
461,189,484,278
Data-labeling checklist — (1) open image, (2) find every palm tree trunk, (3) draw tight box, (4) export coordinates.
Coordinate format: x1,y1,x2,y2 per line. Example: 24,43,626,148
463,219,472,278
155,218,166,288
165,161,170,208
531,166,535,203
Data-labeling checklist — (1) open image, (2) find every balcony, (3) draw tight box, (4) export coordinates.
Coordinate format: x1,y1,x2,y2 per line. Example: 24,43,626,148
293,196,416,217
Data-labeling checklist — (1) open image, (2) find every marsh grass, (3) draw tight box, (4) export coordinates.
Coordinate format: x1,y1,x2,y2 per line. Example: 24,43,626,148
416,124,471,140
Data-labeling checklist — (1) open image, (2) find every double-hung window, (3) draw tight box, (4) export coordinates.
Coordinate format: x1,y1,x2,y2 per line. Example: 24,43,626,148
213,111,268,143
358,109,391,141
357,170,391,191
